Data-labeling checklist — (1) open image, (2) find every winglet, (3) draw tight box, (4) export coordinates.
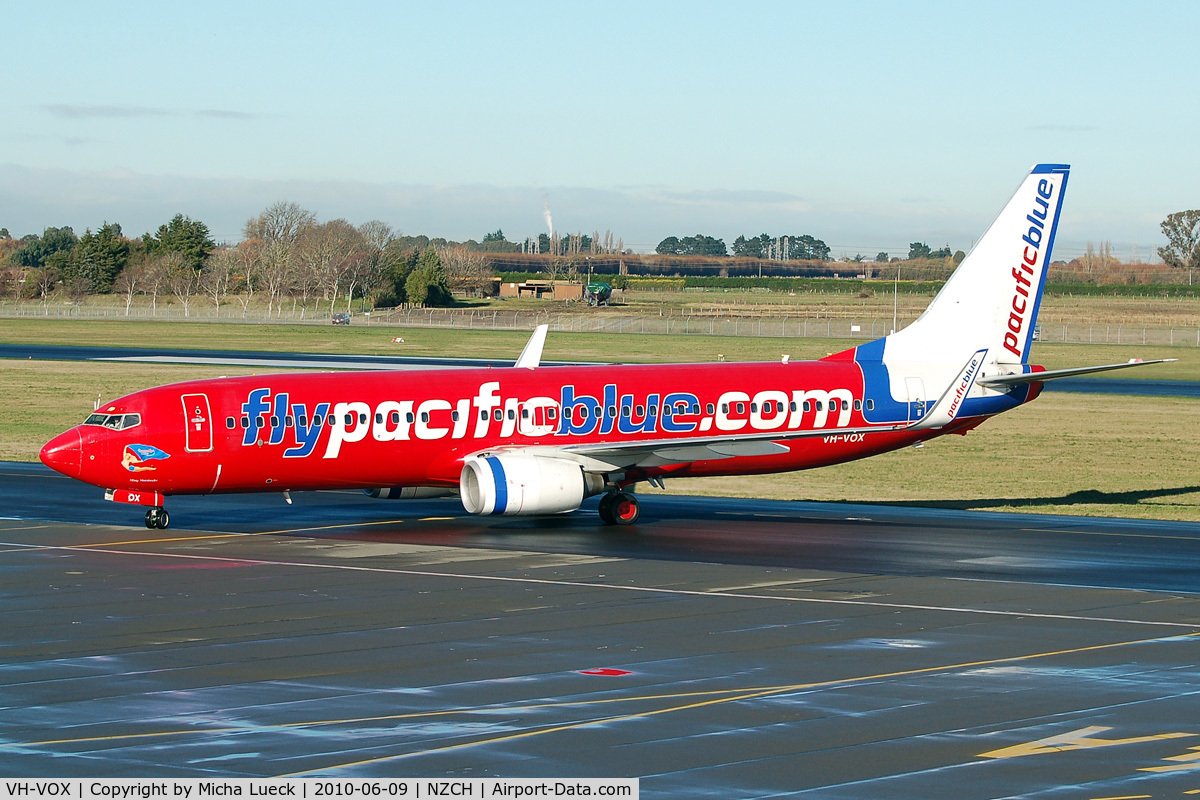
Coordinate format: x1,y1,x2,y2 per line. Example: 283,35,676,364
912,349,988,431
515,324,549,369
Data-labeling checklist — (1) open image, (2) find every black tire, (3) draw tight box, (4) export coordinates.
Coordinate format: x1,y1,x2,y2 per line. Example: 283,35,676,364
597,493,616,525
144,508,157,529
154,508,169,529
611,492,640,525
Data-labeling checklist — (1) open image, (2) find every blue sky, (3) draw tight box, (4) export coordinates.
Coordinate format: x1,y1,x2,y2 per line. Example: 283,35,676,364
3,0,1197,260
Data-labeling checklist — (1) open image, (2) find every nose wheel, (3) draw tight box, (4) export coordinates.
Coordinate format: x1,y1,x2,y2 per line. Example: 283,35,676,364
144,506,170,530
597,492,640,526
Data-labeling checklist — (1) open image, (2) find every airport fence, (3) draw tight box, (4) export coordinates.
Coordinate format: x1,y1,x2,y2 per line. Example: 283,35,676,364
2,302,1199,347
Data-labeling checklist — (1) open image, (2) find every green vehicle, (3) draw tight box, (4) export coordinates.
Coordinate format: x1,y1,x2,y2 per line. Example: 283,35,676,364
585,281,612,306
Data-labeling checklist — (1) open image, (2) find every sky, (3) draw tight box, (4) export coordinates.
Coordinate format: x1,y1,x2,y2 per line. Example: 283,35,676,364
3,0,1197,261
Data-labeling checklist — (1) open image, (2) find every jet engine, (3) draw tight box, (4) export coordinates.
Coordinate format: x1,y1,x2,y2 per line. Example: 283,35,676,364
460,453,601,516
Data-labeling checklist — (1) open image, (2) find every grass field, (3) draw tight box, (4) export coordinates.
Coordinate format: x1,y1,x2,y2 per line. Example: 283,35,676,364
1,318,1195,379
2,318,1197,522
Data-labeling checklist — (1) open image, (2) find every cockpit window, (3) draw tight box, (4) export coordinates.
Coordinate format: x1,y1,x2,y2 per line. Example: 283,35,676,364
83,413,141,430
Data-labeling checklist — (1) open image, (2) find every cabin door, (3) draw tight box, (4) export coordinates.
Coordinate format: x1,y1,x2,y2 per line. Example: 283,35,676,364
182,393,214,453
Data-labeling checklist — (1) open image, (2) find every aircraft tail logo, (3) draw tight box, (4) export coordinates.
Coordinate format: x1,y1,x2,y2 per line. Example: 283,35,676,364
885,164,1069,365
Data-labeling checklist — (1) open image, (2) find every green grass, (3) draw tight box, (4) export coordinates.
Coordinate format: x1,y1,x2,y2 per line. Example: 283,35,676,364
1,318,1195,379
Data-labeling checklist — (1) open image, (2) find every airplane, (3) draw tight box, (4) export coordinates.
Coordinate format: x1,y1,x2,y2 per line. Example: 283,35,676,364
40,164,1174,529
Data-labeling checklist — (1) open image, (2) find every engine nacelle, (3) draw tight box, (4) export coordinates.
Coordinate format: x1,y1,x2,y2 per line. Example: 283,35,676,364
460,454,596,516
364,487,458,500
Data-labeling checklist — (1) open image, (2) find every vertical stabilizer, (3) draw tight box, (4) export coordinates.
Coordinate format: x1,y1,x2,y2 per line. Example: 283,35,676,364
885,164,1069,365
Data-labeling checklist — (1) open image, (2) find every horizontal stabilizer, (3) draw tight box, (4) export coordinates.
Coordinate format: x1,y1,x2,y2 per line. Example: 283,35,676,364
978,358,1178,388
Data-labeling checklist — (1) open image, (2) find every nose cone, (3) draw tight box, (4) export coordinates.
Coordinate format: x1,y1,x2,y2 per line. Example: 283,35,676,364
41,428,83,478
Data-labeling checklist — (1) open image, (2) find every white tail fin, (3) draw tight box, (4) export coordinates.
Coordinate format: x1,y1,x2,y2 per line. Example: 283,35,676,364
886,164,1069,366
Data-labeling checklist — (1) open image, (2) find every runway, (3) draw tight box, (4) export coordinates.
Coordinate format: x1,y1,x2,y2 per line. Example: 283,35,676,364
2,462,1199,797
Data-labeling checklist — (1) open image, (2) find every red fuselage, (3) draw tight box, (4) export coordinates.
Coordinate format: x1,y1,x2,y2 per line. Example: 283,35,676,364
41,358,963,499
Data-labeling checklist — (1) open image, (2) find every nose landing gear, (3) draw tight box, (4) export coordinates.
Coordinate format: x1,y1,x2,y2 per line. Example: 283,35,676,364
144,506,170,530
597,491,640,526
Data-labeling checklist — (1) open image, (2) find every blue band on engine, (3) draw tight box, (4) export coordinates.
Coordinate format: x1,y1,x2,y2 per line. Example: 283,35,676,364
485,456,507,514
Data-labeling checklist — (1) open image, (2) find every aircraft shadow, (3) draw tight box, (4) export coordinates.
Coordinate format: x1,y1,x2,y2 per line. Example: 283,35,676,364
859,484,1200,512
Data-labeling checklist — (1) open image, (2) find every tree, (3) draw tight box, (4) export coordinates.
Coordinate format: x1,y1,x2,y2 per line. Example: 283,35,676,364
875,252,889,263
405,249,452,307
1158,210,1200,284
440,245,493,297
63,222,129,293
144,214,215,272
244,201,316,246
10,226,77,268
656,234,727,256
907,242,932,260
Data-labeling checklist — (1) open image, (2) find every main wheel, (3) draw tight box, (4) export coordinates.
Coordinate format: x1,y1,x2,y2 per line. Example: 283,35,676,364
597,493,616,525
144,508,157,529
611,492,640,525
154,508,170,529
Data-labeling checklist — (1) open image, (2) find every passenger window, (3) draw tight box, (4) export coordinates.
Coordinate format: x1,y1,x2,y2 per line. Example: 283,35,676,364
344,413,353,425
706,403,714,414
842,400,849,411
866,399,875,411
750,403,757,413
854,400,861,410
406,412,414,423
607,406,616,417
648,405,656,416
299,415,308,427
270,415,280,427
803,401,812,412
521,408,529,419
507,408,516,420
790,401,797,412
721,403,728,414
421,412,429,423
285,416,294,427
548,408,557,420
375,413,383,424
663,405,672,417
579,407,588,419
225,417,235,429
621,406,630,417
479,410,487,421
359,413,367,424
635,405,644,416
493,408,503,421
390,411,400,424
735,402,745,414
240,417,249,428
452,411,460,422
313,415,323,426
816,401,824,411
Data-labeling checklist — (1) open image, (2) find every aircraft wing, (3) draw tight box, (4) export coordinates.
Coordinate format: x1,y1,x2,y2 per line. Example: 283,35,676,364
978,358,1177,388
507,422,913,471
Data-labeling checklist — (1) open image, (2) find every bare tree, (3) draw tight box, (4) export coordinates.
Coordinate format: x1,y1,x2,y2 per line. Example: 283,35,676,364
245,201,316,245
112,262,144,315
439,245,493,297
298,220,365,316
230,239,263,318
202,246,237,313
163,253,200,317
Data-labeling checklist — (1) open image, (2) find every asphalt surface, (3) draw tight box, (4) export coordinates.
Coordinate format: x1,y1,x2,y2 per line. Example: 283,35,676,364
3,343,1198,395
3,461,1199,797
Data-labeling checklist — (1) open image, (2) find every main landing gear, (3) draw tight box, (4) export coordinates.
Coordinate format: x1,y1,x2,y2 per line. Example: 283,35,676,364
145,506,170,530
598,492,640,526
